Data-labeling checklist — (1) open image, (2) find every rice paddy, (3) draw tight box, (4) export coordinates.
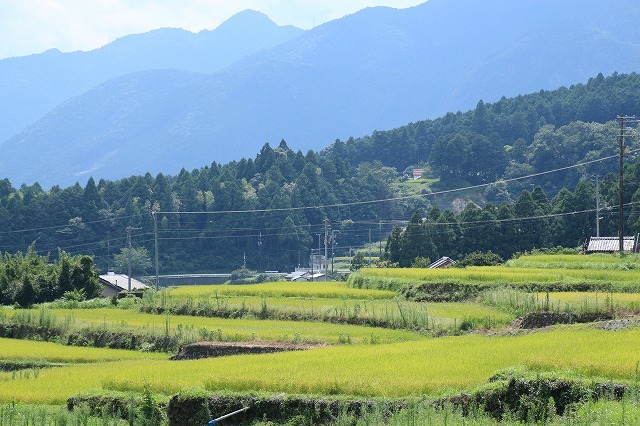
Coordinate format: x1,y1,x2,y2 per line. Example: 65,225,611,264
166,281,397,299
2,325,640,404
4,307,423,345
139,291,514,331
4,253,640,424
0,338,165,363
351,262,640,292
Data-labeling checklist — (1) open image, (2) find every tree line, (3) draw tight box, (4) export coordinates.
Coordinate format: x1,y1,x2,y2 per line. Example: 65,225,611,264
381,180,613,267
1,73,640,277
0,245,102,307
327,72,640,192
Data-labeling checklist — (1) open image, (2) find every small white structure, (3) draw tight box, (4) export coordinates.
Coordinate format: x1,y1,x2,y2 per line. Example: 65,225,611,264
99,272,149,297
428,256,456,269
586,236,637,253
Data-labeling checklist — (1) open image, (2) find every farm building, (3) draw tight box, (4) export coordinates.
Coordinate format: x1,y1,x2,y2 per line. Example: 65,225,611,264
284,270,328,282
585,236,638,253
99,272,149,297
428,256,456,268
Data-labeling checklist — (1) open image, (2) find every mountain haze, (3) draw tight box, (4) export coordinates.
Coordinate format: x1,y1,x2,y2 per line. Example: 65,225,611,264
0,10,303,143
3,0,640,187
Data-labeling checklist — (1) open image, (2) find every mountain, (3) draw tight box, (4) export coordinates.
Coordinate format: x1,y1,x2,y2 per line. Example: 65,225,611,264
3,0,640,187
0,10,303,143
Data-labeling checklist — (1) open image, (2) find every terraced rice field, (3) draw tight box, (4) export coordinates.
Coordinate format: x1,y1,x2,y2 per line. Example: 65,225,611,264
2,325,640,404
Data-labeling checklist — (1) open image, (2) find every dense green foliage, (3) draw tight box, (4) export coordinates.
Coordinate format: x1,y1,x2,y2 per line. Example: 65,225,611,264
2,73,640,274
327,72,640,190
382,182,603,265
0,246,101,306
0,140,398,274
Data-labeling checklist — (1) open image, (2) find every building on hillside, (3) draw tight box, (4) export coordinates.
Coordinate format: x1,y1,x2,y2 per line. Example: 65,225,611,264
428,256,456,268
412,169,425,180
99,272,149,298
585,236,638,253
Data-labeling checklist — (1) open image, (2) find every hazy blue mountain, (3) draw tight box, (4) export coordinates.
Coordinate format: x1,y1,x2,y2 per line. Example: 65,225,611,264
0,10,303,142
3,0,640,187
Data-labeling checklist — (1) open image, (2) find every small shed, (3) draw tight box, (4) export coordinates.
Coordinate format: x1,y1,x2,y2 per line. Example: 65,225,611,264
586,236,637,253
428,256,456,269
99,272,149,298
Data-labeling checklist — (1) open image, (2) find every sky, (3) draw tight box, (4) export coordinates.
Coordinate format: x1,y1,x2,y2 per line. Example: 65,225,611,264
0,0,426,59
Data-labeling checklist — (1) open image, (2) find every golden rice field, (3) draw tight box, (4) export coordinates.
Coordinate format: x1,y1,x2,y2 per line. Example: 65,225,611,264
506,253,640,270
0,338,166,363
352,265,640,291
3,326,640,404
165,281,397,299
5,308,422,345
147,293,513,329
545,291,640,309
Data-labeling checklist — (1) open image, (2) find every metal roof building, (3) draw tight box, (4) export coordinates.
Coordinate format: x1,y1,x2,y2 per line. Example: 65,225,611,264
99,272,149,297
586,236,637,253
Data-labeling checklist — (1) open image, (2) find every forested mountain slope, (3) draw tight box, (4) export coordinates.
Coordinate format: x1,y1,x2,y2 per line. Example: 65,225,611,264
327,72,640,192
2,0,640,187
2,74,640,274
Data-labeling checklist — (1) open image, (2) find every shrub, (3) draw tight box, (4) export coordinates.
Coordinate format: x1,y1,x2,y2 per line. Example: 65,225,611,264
458,251,504,267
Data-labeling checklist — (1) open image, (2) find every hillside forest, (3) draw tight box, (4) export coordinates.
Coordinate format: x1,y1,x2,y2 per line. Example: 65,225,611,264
2,73,640,299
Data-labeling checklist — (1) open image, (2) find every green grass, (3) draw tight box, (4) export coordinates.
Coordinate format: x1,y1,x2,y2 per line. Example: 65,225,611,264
0,403,130,425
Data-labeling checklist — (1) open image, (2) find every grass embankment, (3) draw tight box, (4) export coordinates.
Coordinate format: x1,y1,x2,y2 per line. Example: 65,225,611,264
4,307,421,345
141,287,513,332
2,325,640,404
165,281,397,299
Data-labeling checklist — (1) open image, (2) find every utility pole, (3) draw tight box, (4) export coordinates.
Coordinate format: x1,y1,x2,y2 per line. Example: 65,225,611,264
619,115,625,253
324,219,330,277
617,115,639,253
314,233,321,281
126,226,141,291
258,232,263,269
594,176,600,238
368,229,372,267
379,220,383,258
330,230,339,275
153,212,159,291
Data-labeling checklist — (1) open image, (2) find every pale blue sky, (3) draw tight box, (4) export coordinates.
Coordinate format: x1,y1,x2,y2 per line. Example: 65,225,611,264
0,0,426,59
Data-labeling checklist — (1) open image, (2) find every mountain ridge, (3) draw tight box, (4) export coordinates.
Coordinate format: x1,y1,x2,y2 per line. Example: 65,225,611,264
0,10,304,143
3,0,640,187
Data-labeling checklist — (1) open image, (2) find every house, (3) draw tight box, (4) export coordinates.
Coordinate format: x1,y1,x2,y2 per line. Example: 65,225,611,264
412,169,425,180
99,272,149,298
428,256,456,269
585,236,637,253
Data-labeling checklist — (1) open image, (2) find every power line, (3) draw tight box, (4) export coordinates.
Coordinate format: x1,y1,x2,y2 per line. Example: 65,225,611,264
155,152,626,216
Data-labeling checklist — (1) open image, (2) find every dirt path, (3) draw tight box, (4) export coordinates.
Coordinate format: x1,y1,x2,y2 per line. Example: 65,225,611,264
170,341,326,360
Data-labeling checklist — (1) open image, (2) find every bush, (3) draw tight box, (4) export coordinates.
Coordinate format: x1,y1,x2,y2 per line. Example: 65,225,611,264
458,251,504,267
411,257,431,268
